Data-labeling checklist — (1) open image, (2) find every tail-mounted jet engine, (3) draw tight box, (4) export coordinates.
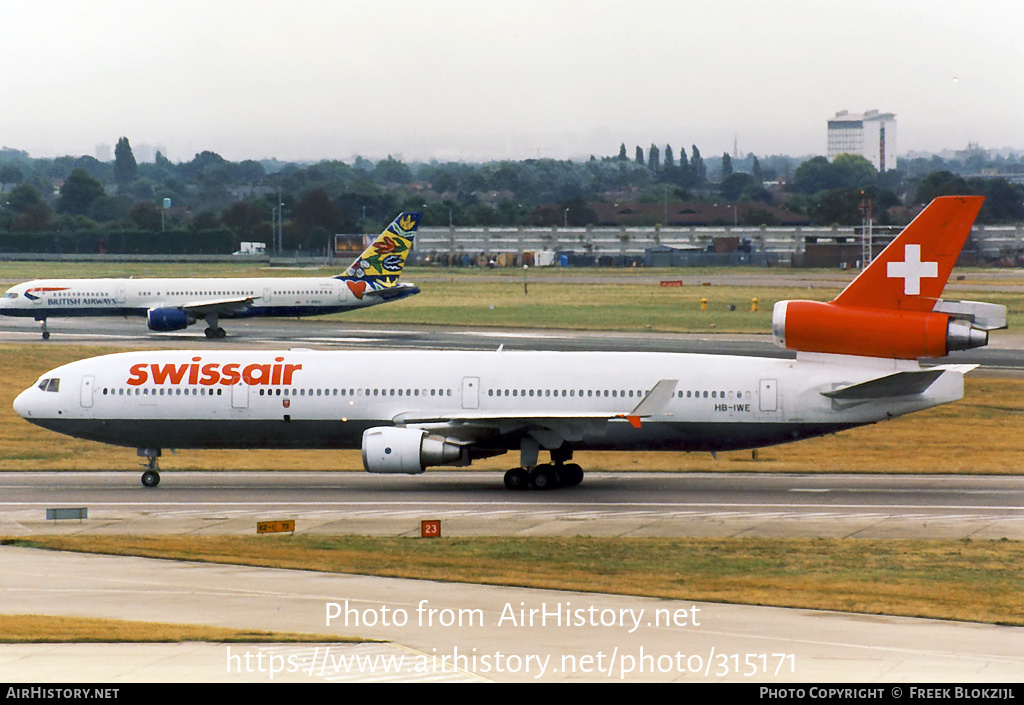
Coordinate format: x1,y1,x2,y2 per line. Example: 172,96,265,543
772,299,1005,359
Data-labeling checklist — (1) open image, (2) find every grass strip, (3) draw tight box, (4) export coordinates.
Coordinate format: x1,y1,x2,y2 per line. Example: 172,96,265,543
7,535,1023,627
0,613,358,644
5,263,1024,333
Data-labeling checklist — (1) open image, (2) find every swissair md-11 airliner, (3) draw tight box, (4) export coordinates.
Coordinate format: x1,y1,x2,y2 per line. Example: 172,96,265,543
14,197,1006,490
0,212,421,339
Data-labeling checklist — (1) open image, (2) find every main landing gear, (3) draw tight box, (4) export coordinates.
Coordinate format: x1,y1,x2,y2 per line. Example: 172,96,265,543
503,440,584,490
504,462,584,491
139,448,161,487
203,313,226,338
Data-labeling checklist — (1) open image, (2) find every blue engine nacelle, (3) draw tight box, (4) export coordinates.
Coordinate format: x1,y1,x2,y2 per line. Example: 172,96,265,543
147,307,193,332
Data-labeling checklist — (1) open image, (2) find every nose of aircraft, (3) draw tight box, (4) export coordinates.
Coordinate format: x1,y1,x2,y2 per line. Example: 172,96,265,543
13,386,33,418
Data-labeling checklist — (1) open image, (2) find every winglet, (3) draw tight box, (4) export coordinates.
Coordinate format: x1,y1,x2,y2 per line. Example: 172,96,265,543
616,379,678,427
336,212,421,297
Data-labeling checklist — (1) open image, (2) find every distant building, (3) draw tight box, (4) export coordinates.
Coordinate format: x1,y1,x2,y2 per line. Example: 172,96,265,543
95,142,167,163
132,143,168,163
827,110,897,171
588,201,810,227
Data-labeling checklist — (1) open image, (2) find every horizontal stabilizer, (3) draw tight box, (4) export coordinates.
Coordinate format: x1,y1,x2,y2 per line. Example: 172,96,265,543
821,369,946,400
362,283,420,302
932,299,1008,331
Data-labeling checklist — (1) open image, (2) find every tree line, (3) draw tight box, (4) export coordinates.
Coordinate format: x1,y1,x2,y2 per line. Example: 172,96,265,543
2,137,1023,254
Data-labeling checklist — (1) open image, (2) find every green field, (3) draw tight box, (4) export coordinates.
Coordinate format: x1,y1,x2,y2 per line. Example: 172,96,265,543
7,535,1023,627
4,262,1024,333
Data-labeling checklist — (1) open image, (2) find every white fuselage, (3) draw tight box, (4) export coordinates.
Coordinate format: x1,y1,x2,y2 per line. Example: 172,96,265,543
0,276,389,320
14,349,965,457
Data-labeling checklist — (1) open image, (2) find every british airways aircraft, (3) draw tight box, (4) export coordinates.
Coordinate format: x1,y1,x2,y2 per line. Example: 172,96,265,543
13,197,1005,490
0,212,421,339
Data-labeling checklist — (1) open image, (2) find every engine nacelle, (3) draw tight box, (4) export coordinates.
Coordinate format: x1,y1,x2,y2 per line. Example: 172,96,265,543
772,300,989,359
147,307,194,332
361,426,466,474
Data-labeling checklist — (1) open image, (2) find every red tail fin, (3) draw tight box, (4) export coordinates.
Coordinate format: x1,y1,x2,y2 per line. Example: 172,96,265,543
771,196,998,359
832,196,984,311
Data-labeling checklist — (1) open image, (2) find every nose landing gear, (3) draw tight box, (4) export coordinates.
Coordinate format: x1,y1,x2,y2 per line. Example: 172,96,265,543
139,448,161,487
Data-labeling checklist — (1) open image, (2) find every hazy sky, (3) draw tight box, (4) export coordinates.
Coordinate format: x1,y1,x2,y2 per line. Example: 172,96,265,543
3,0,1022,163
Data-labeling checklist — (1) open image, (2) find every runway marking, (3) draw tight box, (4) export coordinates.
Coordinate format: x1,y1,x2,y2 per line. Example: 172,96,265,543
252,337,384,343
685,625,1024,668
2,500,1019,512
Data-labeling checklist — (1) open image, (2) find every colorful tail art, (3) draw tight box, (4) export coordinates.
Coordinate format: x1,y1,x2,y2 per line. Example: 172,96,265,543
337,212,421,300
773,196,1006,359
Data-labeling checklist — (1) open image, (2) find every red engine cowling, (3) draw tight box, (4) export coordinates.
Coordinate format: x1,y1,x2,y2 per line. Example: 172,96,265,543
772,300,988,359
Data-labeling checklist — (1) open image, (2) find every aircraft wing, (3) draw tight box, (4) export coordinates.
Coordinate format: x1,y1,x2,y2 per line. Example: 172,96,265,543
392,379,679,446
178,296,258,317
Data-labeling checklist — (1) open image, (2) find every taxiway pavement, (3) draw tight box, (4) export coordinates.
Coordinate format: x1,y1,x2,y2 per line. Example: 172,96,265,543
2,471,1022,683
4,545,1023,683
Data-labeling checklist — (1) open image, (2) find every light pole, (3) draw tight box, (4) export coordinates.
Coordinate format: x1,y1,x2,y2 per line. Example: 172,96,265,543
277,192,284,254
161,197,171,232
271,204,278,253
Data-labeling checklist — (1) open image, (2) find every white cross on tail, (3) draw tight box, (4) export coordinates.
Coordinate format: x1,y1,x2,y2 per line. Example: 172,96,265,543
886,244,938,296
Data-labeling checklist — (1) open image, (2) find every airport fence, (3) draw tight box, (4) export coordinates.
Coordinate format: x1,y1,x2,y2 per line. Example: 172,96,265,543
4,224,1024,267
409,224,1024,268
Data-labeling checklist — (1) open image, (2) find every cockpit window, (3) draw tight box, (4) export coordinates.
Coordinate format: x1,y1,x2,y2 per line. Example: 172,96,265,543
2,292,18,299
37,378,60,392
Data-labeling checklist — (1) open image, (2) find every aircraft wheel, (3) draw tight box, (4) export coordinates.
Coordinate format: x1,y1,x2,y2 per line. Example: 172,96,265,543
530,464,556,490
141,470,160,488
41,331,50,340
562,463,584,487
216,327,226,338
504,467,530,491
204,328,214,338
